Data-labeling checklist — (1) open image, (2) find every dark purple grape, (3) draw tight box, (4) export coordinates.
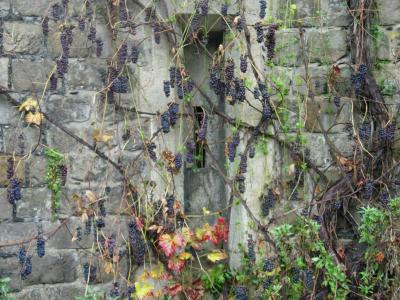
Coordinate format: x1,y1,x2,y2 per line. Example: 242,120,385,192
235,174,246,194
59,164,67,186
255,22,264,43
199,0,209,16
363,179,374,199
36,233,46,258
161,111,171,133
333,95,340,108
146,142,157,161
186,141,196,164
163,80,171,97
234,78,246,102
42,16,49,37
118,43,128,65
83,263,97,282
57,55,69,78
235,286,248,300
359,122,371,142
247,235,256,263
225,59,235,81
112,76,129,93
190,9,201,33
380,192,389,207
168,102,179,126
110,282,120,298
78,17,85,32
379,127,387,142
228,132,240,162
95,39,103,57
52,3,63,20
6,157,14,179
239,154,247,174
20,256,32,280
292,267,301,283
198,112,208,142
98,200,106,217
153,22,161,44
265,24,277,60
235,14,244,32
166,194,175,215
127,220,145,266
18,246,27,265
119,0,128,24
263,258,274,272
88,26,96,42
249,147,255,159
50,74,58,90
387,124,395,144
96,218,105,228
169,67,176,88
7,178,22,204
259,0,267,19
62,0,69,8
174,153,182,171
240,55,248,73
305,269,314,289
76,226,82,241
221,3,228,16
130,45,139,63
85,216,92,235
261,189,275,217
145,7,154,22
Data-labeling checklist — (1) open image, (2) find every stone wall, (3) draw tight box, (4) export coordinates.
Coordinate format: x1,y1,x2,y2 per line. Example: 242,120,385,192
0,0,398,299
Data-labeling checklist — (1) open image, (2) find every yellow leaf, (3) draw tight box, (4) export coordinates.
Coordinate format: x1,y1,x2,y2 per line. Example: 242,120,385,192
178,252,193,260
104,262,113,274
85,190,97,203
25,112,44,125
202,207,210,215
207,250,228,263
92,129,113,143
19,97,38,112
149,263,165,279
81,212,88,222
135,281,154,298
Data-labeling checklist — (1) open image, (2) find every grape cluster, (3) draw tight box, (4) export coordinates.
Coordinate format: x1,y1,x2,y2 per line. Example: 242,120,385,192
252,126,260,138
78,17,85,32
305,269,314,290
292,267,301,283
235,174,246,194
161,111,171,133
262,97,272,120
127,220,145,266
313,215,322,225
198,112,208,142
247,235,256,263
259,0,267,19
168,103,179,126
7,158,14,179
98,200,107,217
166,194,175,215
333,95,340,108
59,164,67,186
334,200,342,210
221,3,228,16
379,127,387,142
234,78,246,102
20,255,32,280
95,39,103,57
88,26,96,42
106,234,116,258
153,22,161,44
239,154,248,174
60,26,73,56
83,263,97,283
263,258,274,272
62,0,69,8
249,147,256,159
127,285,136,300
186,141,196,164
225,59,235,81
130,45,139,63
145,7,155,22
42,16,49,37
50,74,58,90
261,189,275,217
18,247,27,265
163,80,171,98
185,77,194,94
76,226,82,242
255,22,264,43
363,179,374,199
240,55,248,73
110,282,120,298
146,142,157,161
36,233,46,258
210,67,225,97
235,15,244,32
112,76,129,93
85,1,93,18
169,67,176,88
199,0,209,16
380,192,389,207
175,69,184,99
52,3,63,20
262,276,274,290
289,181,298,201
351,64,368,93
7,178,22,205
235,286,248,300
56,55,69,78
85,216,92,235
119,0,128,24
174,153,182,171
228,133,240,162
387,124,395,144
359,122,371,142
118,44,128,65
190,10,201,33
265,24,277,60
96,218,105,228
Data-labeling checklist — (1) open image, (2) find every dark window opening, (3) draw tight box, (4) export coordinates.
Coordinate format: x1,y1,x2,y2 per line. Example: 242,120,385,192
194,106,206,168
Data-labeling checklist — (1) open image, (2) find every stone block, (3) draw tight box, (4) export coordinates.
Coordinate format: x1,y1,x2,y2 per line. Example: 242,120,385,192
47,25,90,58
3,22,43,55
11,282,85,300
0,58,9,89
15,188,52,220
307,28,347,64
66,59,106,90
44,91,95,124
0,0,9,17
378,0,400,25
11,59,53,92
273,29,302,67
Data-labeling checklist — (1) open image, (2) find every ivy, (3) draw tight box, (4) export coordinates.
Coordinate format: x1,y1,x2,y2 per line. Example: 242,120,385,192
44,147,64,218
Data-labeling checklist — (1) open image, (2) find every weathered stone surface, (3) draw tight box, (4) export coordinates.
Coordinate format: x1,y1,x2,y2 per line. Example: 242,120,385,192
15,188,52,220
0,0,9,17
3,22,43,55
0,58,9,88
47,26,90,58
307,28,347,63
273,29,301,67
378,0,400,25
44,92,95,123
66,59,106,89
11,282,85,300
11,59,53,92
0,155,25,186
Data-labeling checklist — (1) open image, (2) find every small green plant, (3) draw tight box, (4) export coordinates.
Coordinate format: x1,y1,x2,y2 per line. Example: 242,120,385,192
201,264,232,295
44,147,64,217
75,287,103,300
0,277,13,300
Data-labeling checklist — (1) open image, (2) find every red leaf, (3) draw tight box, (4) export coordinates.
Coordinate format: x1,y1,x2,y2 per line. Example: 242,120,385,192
167,284,183,296
185,279,205,300
167,257,186,272
159,234,176,257
211,217,229,245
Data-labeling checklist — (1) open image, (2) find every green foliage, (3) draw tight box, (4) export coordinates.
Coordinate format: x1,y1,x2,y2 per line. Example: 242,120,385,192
44,147,64,217
201,264,232,295
75,287,103,300
0,278,13,300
